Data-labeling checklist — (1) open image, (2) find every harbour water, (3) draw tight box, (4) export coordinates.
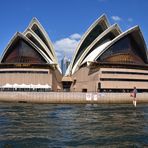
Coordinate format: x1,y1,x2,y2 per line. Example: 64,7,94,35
0,103,148,147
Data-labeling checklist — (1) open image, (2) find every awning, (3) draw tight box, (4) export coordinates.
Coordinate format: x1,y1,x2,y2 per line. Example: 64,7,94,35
1,84,51,89
44,84,52,89
20,84,31,88
30,84,51,89
13,84,30,89
2,83,13,88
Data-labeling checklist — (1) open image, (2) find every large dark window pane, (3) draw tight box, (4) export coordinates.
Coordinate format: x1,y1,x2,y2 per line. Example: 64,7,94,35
2,39,47,64
73,23,105,65
97,35,145,64
31,24,54,56
82,32,116,62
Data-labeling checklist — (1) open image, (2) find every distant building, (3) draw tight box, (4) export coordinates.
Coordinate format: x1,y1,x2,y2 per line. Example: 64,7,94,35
61,56,70,75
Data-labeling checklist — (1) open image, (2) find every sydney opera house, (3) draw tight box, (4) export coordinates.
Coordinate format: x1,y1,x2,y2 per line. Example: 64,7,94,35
0,14,148,92
65,15,148,93
0,18,62,92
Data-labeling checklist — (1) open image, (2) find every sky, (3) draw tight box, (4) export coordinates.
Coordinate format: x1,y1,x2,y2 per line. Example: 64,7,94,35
0,0,148,61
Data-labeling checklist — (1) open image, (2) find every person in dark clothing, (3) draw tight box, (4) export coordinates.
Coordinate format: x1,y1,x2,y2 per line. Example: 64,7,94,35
132,86,137,107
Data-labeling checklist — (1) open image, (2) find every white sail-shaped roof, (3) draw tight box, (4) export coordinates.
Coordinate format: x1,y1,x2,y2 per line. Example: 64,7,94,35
0,17,62,72
95,26,148,62
70,24,121,74
82,26,148,65
66,14,110,75
0,32,54,64
24,29,55,62
80,41,112,66
24,17,61,72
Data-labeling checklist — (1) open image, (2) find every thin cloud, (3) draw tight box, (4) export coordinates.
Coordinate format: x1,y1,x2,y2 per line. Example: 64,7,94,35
111,16,122,21
128,18,133,22
70,33,81,40
54,33,81,61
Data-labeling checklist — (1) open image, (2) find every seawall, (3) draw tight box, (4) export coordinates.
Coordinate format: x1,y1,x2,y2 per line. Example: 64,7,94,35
0,92,148,104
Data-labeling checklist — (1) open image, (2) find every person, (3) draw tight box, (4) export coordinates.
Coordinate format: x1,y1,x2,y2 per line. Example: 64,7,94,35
132,86,137,107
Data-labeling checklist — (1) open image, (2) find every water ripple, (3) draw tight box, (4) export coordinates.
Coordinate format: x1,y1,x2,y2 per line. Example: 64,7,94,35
0,103,147,147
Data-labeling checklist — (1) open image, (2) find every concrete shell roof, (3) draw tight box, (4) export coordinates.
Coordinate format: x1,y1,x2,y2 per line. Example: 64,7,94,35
25,18,58,61
0,32,53,64
66,14,110,75
70,24,122,74
82,26,148,65
24,18,61,72
81,40,112,65
0,17,61,72
23,29,55,62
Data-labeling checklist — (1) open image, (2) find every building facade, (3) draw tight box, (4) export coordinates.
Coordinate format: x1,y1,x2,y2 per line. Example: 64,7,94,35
0,18,62,92
0,15,148,93
66,14,148,92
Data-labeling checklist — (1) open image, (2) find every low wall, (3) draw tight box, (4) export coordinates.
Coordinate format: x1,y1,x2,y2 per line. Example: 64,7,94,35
0,92,148,104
